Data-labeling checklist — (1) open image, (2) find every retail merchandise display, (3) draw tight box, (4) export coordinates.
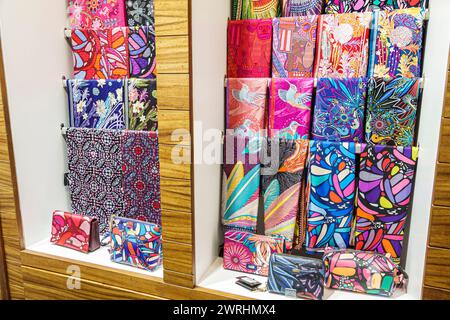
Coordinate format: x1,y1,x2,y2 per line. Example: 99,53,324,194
48,1,162,273
223,0,427,299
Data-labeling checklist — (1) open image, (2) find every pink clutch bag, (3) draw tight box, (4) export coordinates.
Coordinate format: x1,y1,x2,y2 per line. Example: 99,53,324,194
223,230,285,276
51,210,101,253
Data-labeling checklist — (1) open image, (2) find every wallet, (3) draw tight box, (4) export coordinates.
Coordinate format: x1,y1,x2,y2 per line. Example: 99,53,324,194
51,210,100,253
267,253,325,300
110,216,162,271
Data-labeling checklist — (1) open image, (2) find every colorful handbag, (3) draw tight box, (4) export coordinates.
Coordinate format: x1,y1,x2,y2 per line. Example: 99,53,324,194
268,253,325,300
322,248,408,297
51,211,100,253
223,230,285,276
110,216,162,271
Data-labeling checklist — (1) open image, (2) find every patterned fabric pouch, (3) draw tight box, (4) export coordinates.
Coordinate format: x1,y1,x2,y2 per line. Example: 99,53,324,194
110,216,162,272
67,79,126,130
368,8,425,78
282,0,324,16
365,77,420,146
223,230,285,276
226,78,268,137
261,139,309,250
126,0,155,27
227,20,273,78
314,12,371,78
269,78,314,139
305,141,356,251
128,26,156,79
323,248,408,297
51,210,100,253
127,79,158,131
355,145,418,265
272,16,318,78
268,253,325,300
222,135,261,232
312,78,367,143
68,0,126,29
232,0,281,20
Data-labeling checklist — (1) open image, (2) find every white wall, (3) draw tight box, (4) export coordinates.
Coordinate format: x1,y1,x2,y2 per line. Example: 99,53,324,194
192,0,230,282
0,0,72,246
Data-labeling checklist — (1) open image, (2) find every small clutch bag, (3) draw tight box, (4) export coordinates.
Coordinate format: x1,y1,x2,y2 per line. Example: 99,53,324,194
223,230,285,276
267,253,325,300
110,216,162,271
323,248,408,297
51,210,100,253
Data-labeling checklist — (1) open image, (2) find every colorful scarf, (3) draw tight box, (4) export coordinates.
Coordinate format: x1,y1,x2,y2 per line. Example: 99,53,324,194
269,78,314,140
127,79,158,131
305,141,356,250
232,0,281,20
312,78,367,143
366,77,420,146
67,128,124,235
128,26,156,79
282,0,324,16
121,131,161,225
314,12,371,78
226,78,268,137
67,79,126,130
227,20,273,78
324,0,372,13
261,139,309,249
272,16,318,78
68,0,126,29
222,135,261,232
126,0,155,27
72,27,129,80
355,145,418,264
368,8,425,78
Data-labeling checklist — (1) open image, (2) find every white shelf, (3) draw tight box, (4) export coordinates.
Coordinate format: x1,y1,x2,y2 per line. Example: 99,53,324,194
27,238,164,278
198,258,415,300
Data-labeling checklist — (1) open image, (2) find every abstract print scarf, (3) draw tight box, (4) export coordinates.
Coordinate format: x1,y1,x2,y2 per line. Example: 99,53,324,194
128,26,157,79
312,78,367,143
305,141,356,250
127,79,158,131
314,12,371,78
232,0,281,20
226,78,268,137
365,77,420,146
68,0,126,29
67,128,124,235
67,79,126,130
227,20,273,78
72,27,129,80
355,145,418,264
126,0,155,27
222,135,261,232
369,8,425,78
324,0,372,13
272,16,318,78
269,78,314,140
121,131,161,225
282,0,324,16
261,139,309,250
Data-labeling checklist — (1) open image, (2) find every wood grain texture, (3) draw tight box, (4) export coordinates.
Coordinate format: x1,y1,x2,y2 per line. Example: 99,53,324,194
158,74,190,111
22,266,164,300
160,178,191,213
156,36,189,74
433,163,450,207
0,218,7,299
424,247,450,290
423,285,450,300
164,269,194,288
0,40,24,300
429,206,450,249
162,241,193,275
159,144,191,180
154,0,189,36
443,72,450,118
438,118,450,163
158,109,190,145
162,210,192,244
21,250,238,300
